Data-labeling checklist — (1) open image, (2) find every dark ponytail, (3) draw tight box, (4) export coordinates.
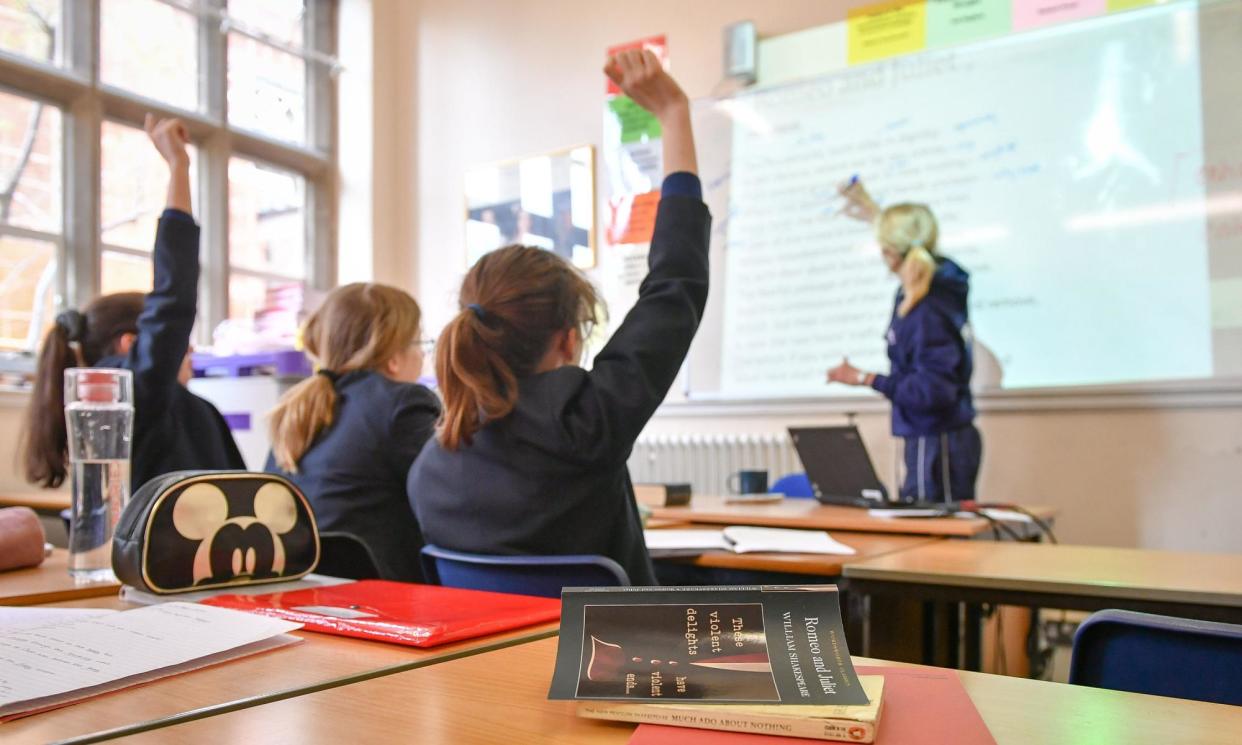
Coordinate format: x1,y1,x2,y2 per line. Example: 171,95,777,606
21,293,144,488
437,245,599,450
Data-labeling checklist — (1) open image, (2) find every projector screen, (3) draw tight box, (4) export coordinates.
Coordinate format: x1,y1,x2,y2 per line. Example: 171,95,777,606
683,0,1242,401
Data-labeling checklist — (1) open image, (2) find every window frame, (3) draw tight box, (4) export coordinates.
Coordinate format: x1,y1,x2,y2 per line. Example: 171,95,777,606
0,0,337,352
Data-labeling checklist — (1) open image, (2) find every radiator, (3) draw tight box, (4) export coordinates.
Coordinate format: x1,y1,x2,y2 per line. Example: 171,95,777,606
627,433,800,497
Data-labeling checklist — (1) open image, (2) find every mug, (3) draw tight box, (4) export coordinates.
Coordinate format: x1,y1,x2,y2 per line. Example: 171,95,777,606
727,470,769,495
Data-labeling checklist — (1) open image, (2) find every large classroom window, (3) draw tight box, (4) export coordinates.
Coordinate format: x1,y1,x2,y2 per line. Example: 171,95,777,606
0,0,337,355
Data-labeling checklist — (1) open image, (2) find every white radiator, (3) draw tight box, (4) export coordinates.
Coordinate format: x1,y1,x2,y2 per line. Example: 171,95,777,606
627,433,800,497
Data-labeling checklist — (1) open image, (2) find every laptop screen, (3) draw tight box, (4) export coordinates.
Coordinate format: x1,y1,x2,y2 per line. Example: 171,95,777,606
788,426,888,507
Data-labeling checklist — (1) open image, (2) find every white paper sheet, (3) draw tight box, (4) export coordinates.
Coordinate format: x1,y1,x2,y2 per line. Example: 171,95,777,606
0,607,116,632
0,602,302,717
643,530,730,552
723,526,856,555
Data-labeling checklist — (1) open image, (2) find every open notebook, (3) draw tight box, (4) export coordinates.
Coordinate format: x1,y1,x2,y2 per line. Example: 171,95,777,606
643,526,855,557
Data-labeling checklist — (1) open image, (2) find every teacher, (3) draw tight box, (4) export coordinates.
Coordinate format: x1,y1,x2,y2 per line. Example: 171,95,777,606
827,179,981,503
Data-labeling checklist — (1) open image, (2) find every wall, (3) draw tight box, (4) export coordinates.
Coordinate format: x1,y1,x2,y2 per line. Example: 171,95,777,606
375,0,1242,554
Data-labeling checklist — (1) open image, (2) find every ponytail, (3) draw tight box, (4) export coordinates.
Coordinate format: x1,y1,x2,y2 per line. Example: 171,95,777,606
897,245,936,317
21,295,144,488
268,373,338,473
437,245,600,451
21,324,77,488
267,283,423,473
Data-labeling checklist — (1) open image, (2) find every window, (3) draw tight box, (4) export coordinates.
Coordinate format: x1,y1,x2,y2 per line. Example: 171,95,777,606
0,0,61,65
0,0,336,354
0,89,61,349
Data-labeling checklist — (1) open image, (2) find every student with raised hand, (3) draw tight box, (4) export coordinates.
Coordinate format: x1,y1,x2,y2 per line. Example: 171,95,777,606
266,284,439,582
22,115,244,492
408,50,709,586
827,180,981,503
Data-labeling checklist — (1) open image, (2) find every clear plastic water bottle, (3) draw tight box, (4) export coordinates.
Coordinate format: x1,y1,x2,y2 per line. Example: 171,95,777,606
64,368,133,582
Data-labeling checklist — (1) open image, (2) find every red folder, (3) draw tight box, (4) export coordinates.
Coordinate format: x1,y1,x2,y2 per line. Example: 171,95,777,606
628,665,995,745
201,580,560,648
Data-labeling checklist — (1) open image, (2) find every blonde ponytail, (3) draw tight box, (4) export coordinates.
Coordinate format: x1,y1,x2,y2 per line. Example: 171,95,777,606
269,374,338,473
268,283,423,472
876,203,939,316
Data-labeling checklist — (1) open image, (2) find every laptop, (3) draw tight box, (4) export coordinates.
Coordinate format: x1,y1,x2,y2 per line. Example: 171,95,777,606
788,426,890,508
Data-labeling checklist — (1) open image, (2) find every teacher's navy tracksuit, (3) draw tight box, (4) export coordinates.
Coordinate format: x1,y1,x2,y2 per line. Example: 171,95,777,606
870,258,982,503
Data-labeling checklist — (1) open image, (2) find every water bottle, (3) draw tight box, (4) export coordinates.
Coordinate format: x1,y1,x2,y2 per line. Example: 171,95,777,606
64,368,134,582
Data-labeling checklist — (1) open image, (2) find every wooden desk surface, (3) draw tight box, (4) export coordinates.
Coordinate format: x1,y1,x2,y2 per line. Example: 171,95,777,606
113,636,1242,745
0,491,70,512
844,540,1242,608
0,549,120,606
659,528,942,576
652,495,1056,538
4,596,558,745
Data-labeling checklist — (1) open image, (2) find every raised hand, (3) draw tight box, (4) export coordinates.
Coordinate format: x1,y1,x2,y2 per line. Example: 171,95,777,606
144,113,190,169
838,178,880,223
603,49,688,122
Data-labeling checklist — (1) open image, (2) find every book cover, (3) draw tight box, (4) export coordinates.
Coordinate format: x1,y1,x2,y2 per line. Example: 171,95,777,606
634,483,692,507
625,665,996,745
579,674,883,742
201,579,560,648
549,585,868,705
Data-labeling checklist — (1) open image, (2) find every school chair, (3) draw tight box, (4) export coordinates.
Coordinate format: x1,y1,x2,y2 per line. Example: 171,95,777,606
420,544,630,598
1069,609,1242,706
317,531,382,580
771,472,814,498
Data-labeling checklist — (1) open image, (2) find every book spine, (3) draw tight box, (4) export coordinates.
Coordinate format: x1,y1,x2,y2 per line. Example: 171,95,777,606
577,704,877,743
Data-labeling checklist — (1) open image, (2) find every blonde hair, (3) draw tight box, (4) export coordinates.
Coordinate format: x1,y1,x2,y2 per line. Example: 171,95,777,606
269,283,422,472
877,203,938,317
437,245,599,451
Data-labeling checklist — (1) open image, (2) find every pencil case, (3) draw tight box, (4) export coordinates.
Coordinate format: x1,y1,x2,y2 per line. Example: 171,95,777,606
112,471,320,594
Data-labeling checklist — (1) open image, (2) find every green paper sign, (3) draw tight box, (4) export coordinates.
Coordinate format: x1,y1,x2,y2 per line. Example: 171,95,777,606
608,95,662,144
927,0,1011,48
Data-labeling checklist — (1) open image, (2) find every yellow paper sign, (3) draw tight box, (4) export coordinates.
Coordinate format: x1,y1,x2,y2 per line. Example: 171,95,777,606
848,0,928,64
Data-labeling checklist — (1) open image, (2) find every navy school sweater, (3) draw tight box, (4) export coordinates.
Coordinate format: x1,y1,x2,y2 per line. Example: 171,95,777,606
408,174,710,586
870,257,976,437
97,210,245,492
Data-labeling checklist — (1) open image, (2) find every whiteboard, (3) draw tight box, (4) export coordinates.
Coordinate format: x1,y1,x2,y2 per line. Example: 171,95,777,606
682,0,1242,402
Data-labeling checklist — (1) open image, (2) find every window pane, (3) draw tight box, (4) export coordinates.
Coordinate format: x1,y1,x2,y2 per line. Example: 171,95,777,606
100,250,153,295
228,33,306,143
228,0,304,48
228,158,305,278
0,234,55,350
101,121,197,251
228,274,303,339
0,90,61,234
0,0,60,64
100,0,198,112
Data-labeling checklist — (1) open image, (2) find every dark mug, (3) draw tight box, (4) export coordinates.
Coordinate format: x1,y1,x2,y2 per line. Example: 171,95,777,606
727,470,769,495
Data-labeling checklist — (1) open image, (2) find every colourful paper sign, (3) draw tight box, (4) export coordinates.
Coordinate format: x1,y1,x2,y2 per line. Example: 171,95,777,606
927,0,1012,47
607,95,662,144
605,35,668,96
606,190,661,245
848,0,928,64
1012,0,1107,30
1107,0,1160,9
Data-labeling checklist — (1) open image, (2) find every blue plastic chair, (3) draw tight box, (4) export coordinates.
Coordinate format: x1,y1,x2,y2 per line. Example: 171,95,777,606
1069,609,1242,706
420,545,630,598
771,472,814,498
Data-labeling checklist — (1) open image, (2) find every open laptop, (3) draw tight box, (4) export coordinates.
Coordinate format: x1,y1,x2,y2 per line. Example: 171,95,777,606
788,426,890,508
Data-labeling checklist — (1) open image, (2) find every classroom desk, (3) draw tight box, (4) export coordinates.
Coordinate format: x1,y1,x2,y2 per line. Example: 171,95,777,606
844,540,1242,671
0,491,70,512
109,636,1242,745
0,549,120,606
657,528,942,576
652,496,1057,539
843,540,1242,623
4,595,558,745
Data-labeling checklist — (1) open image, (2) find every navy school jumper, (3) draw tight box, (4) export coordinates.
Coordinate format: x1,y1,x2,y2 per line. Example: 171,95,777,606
408,174,710,586
869,257,982,502
96,210,245,492
266,372,440,582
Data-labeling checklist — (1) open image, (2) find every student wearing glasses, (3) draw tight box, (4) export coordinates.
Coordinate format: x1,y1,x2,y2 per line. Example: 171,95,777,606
266,284,440,581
